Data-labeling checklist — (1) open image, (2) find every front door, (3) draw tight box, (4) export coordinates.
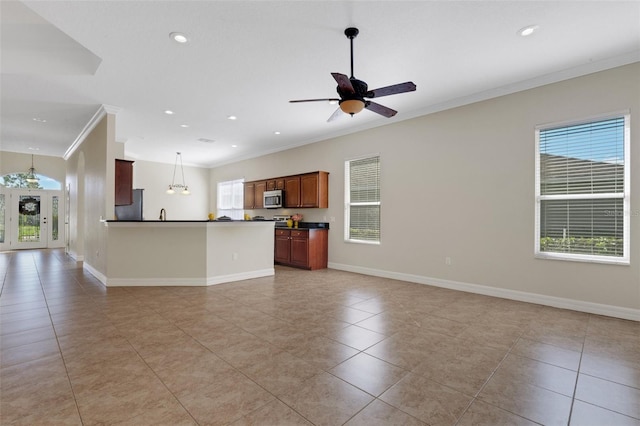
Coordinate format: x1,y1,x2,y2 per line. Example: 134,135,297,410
9,190,64,250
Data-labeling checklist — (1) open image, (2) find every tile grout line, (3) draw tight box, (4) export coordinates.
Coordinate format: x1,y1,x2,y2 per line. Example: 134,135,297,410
31,250,86,425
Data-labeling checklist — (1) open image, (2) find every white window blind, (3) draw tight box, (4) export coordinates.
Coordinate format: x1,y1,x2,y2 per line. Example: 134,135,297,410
345,156,380,243
535,115,629,263
217,178,244,220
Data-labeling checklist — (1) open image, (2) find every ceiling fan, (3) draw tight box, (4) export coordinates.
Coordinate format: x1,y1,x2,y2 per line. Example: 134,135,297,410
290,27,416,122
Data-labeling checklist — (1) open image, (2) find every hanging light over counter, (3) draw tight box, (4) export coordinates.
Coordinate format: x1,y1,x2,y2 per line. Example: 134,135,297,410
166,152,190,195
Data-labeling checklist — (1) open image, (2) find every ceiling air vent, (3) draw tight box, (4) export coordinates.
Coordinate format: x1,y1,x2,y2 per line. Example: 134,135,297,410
197,138,215,143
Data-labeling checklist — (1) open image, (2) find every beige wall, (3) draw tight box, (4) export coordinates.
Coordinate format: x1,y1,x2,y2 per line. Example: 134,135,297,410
210,63,640,315
65,113,115,274
0,152,66,183
131,159,210,221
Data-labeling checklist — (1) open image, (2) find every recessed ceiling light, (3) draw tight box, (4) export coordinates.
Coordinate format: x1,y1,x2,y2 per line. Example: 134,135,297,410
170,32,189,43
179,124,189,128
227,115,237,120
32,117,47,123
164,110,174,115
518,25,539,37
28,147,40,151
274,131,281,135
231,144,238,148
328,100,338,105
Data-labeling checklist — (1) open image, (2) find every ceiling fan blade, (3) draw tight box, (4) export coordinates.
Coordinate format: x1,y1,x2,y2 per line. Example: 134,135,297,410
290,98,340,103
367,81,416,98
365,101,397,118
327,107,345,122
331,72,355,94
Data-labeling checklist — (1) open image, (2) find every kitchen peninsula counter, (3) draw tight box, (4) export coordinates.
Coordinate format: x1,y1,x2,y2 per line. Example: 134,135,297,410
103,220,275,286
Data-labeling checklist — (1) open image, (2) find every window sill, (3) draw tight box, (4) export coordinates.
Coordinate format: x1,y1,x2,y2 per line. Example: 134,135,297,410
345,239,380,245
535,252,629,266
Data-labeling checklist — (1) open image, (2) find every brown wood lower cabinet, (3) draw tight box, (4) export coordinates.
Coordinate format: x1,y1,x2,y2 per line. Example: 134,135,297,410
274,228,328,270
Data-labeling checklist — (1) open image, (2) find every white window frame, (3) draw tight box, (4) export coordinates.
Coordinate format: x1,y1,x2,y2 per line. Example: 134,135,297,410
216,178,244,220
344,154,381,245
534,112,630,265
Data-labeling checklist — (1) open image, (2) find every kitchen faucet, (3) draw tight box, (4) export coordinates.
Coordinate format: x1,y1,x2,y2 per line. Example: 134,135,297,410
159,208,166,221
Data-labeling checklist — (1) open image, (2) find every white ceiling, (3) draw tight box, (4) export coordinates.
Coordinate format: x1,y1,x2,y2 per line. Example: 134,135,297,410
2,1,639,168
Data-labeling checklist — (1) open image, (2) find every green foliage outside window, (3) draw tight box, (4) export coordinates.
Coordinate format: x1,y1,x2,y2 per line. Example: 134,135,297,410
2,173,44,189
540,236,623,257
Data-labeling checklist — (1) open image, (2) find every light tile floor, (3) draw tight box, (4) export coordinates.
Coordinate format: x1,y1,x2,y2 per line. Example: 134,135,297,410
1,249,639,425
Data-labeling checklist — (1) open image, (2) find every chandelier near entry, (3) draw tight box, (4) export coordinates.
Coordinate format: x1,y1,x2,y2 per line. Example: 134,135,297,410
26,154,39,183
166,152,190,195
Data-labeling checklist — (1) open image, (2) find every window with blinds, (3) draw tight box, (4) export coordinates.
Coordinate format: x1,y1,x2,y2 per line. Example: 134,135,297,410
217,178,244,220
535,115,629,263
345,155,381,243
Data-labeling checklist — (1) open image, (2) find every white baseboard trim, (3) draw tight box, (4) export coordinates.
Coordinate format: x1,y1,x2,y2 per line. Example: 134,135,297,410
328,262,639,322
103,268,275,287
207,268,275,286
68,253,84,262
83,262,107,286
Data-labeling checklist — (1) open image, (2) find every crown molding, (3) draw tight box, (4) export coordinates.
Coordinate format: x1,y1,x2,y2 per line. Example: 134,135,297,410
64,104,121,160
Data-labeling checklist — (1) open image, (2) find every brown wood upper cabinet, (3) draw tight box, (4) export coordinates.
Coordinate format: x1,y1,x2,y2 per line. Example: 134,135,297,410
283,176,300,208
266,178,285,191
301,172,328,208
244,181,266,209
245,171,329,209
115,159,134,206
285,171,328,208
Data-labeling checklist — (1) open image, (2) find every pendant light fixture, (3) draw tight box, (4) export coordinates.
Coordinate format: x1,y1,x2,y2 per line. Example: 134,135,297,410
26,154,39,183
166,152,190,195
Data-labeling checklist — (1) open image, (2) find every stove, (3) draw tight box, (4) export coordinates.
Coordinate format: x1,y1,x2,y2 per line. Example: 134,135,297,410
273,215,290,227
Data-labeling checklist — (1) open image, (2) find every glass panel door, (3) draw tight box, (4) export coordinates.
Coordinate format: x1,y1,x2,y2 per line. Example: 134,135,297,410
11,191,47,249
5,189,65,250
0,193,6,248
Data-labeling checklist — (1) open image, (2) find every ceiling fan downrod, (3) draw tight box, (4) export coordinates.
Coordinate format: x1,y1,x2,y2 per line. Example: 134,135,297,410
345,27,359,79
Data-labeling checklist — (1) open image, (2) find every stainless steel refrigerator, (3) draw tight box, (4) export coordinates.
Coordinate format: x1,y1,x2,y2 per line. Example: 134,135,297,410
114,188,143,220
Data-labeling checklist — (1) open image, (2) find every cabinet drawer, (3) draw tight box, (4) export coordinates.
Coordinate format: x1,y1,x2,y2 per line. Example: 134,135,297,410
290,230,307,238
275,229,290,237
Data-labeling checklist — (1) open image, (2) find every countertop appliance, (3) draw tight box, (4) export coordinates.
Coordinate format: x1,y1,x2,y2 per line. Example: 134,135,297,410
264,190,283,209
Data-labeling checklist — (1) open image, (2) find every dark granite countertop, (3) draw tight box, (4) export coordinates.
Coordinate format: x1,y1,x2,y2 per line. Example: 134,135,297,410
106,220,328,229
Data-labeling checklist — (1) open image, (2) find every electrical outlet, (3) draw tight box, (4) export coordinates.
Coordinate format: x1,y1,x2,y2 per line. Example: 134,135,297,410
330,216,336,222
232,252,238,261
445,257,452,265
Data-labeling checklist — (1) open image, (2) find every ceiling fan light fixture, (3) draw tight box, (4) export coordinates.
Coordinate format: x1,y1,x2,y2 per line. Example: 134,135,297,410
340,99,365,115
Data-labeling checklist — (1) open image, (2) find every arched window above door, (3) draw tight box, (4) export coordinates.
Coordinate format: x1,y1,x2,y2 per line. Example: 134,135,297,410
1,173,62,190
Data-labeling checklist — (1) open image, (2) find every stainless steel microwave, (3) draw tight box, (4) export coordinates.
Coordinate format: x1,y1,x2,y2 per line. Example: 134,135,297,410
263,190,283,208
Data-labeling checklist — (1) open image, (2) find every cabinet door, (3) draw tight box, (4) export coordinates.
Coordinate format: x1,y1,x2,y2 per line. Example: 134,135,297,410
284,176,300,208
289,230,309,267
274,230,291,263
300,172,329,208
254,181,266,209
115,159,134,206
243,182,256,209
300,173,319,208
